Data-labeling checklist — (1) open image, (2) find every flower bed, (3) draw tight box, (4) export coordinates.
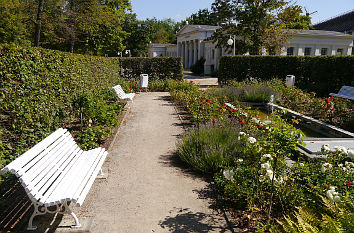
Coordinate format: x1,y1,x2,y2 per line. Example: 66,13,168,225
170,80,354,231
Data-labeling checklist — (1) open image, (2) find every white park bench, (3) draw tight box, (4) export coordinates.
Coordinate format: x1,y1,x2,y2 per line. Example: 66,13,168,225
112,84,135,101
0,128,108,230
329,86,354,101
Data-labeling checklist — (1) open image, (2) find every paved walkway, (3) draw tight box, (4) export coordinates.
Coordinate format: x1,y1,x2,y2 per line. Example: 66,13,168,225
83,92,230,233
184,73,219,87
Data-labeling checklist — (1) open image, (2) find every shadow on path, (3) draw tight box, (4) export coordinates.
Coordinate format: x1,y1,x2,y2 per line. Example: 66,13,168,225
159,207,231,233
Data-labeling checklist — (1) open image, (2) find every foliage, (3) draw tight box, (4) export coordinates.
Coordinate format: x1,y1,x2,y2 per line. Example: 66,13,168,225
186,8,218,26
119,57,183,80
178,119,256,173
211,0,310,54
0,0,30,45
190,57,206,75
0,44,123,170
208,85,279,104
218,55,354,96
0,0,132,55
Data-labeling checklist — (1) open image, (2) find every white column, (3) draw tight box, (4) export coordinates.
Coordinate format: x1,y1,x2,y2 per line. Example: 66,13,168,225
177,42,181,57
184,41,188,69
194,39,198,63
189,41,193,68
198,40,204,59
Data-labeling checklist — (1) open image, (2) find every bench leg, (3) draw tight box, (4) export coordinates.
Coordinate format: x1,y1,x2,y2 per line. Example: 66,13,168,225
27,203,47,230
64,202,81,228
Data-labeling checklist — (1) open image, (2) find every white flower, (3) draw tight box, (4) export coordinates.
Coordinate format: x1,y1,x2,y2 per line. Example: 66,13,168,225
348,149,354,160
223,169,235,181
333,146,348,155
266,169,274,180
321,144,330,153
238,132,246,140
262,154,273,161
299,163,305,166
247,137,257,144
326,186,340,202
251,117,260,124
261,162,271,170
321,163,332,172
238,159,243,163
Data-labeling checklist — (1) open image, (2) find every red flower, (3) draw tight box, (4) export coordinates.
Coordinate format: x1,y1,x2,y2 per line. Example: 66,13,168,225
190,81,194,83
240,121,245,126
282,94,286,98
212,119,216,124
344,109,348,113
232,118,237,123
222,102,226,107
258,125,263,129
348,181,352,187
331,96,335,99
325,98,329,103
232,109,237,113
129,88,132,91
203,98,210,102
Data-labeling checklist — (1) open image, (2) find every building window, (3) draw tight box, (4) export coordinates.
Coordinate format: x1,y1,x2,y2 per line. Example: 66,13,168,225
304,47,311,56
321,48,328,55
287,47,294,55
337,48,343,55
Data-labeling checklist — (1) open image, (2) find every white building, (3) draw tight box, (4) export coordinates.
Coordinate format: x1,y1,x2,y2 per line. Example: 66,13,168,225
147,43,176,57
148,25,354,74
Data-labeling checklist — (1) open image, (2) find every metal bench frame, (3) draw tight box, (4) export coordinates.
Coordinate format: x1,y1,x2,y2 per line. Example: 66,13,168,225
0,128,108,230
329,86,354,101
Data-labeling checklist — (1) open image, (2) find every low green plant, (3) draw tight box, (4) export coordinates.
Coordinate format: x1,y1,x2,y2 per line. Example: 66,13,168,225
77,125,110,150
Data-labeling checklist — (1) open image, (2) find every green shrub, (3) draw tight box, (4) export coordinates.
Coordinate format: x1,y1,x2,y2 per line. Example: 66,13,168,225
190,57,206,75
119,57,183,80
177,120,247,173
0,44,122,169
219,55,354,96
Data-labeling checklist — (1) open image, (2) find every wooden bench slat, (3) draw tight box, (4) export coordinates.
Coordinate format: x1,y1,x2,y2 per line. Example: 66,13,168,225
43,149,98,206
76,150,108,206
19,133,74,183
39,149,85,205
30,143,80,200
1,128,67,176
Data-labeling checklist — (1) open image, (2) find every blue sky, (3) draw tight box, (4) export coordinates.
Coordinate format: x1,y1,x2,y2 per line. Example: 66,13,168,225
131,0,353,25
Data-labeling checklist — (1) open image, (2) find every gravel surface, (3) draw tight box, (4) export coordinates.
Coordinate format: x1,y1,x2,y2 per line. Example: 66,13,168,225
82,92,231,233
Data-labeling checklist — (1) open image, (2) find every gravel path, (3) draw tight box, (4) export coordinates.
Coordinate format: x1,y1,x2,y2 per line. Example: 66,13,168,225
84,92,231,233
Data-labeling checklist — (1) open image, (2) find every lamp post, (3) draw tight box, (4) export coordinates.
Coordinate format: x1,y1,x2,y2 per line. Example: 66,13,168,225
227,35,236,55
125,50,131,57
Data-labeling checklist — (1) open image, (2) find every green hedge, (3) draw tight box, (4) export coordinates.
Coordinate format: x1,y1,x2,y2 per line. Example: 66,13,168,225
0,44,121,169
119,57,183,80
218,55,354,96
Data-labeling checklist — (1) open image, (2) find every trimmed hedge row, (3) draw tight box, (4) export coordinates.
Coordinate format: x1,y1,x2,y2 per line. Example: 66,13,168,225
218,55,354,96
119,57,183,80
0,44,121,169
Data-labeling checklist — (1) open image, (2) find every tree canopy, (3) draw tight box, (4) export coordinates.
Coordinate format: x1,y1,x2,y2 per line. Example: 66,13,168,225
211,0,312,55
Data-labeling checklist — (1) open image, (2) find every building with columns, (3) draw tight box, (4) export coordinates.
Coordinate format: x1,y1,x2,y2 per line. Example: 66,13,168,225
148,25,354,74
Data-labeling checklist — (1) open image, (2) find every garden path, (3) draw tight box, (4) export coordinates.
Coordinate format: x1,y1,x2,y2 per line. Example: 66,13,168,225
82,92,231,233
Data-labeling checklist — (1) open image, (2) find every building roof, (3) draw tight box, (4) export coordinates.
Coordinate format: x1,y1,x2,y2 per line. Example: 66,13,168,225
177,24,220,36
313,10,354,33
289,29,354,39
148,43,176,48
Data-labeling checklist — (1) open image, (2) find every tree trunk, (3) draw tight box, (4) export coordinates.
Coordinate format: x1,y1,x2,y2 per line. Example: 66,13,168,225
34,0,44,47
68,0,75,53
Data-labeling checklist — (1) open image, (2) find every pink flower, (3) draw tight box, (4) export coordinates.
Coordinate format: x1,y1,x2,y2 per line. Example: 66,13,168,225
232,118,237,123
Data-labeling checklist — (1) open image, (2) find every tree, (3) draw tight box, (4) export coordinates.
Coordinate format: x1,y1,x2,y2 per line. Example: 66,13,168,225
0,0,30,45
186,8,218,26
34,0,44,47
211,0,310,55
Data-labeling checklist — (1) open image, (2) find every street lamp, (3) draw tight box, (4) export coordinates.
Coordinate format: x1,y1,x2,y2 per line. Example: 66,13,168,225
125,50,131,57
227,35,236,55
